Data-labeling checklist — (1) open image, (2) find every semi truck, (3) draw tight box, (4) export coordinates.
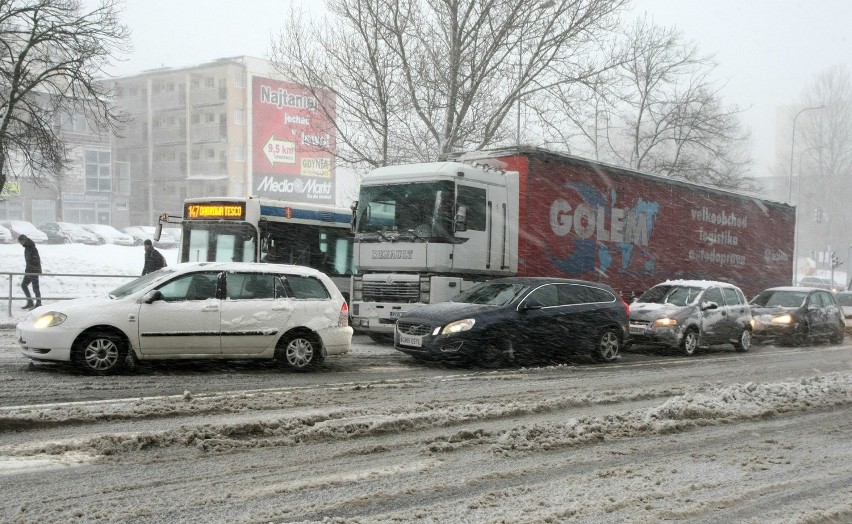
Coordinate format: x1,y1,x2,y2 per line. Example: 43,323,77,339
349,147,795,337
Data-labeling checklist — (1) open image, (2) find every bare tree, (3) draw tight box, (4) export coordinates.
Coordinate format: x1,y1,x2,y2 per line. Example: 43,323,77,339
794,65,852,265
0,0,130,195
536,17,755,190
271,0,629,171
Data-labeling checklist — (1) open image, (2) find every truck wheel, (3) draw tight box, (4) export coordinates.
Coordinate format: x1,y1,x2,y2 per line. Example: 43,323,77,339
73,331,128,375
368,333,394,344
592,328,621,362
680,328,699,356
734,328,752,352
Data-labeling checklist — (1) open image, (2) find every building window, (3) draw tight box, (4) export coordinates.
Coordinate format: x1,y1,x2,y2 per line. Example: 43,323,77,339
0,201,23,220
234,109,245,125
204,77,214,88
115,161,131,196
234,147,245,162
234,75,245,88
61,113,88,133
85,150,112,192
31,200,56,227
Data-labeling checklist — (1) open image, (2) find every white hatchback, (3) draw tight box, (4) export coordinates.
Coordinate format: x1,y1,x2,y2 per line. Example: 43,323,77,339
17,262,352,374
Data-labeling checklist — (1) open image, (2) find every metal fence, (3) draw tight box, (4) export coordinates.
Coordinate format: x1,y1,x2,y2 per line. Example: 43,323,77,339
3,271,138,317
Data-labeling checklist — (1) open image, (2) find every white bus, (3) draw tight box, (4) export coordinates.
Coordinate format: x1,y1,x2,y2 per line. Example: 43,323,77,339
157,197,355,296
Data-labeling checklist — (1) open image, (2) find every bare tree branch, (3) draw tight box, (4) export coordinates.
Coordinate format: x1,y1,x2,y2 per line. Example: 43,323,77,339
0,0,130,193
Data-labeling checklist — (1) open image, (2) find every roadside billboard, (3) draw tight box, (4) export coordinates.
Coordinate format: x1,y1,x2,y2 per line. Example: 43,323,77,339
251,76,336,204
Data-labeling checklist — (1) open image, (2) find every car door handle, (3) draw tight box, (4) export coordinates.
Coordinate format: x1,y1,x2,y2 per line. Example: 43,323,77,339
201,305,219,312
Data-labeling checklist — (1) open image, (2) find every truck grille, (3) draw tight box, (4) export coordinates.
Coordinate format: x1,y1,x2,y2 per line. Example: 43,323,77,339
362,281,421,303
397,320,432,336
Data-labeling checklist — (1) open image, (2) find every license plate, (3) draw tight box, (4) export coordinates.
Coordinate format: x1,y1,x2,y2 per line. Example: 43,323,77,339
399,333,423,347
629,325,646,335
389,310,404,319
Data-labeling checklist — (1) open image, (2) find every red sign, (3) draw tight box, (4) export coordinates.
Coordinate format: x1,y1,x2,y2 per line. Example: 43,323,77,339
251,77,336,203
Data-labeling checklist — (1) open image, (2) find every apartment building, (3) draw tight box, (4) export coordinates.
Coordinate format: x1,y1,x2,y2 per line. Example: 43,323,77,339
0,110,126,228
113,56,264,225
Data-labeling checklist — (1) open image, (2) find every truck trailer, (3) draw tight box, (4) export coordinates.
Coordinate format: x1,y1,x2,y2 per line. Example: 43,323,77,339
349,147,795,337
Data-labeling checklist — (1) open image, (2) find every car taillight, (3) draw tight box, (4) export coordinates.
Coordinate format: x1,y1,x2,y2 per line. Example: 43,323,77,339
619,295,630,318
339,302,349,327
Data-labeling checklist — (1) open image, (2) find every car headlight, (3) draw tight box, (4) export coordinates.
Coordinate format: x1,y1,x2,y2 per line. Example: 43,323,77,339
652,318,677,328
771,313,795,325
33,312,67,329
441,318,475,335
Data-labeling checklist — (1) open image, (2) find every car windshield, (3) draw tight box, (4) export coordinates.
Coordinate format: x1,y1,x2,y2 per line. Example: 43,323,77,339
109,267,176,298
750,290,807,308
451,282,529,306
637,285,703,306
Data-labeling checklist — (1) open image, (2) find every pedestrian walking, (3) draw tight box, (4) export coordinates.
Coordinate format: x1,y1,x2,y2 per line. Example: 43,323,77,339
142,239,167,275
18,234,42,309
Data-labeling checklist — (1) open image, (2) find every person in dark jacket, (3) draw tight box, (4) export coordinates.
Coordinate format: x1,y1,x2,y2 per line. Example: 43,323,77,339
142,239,167,275
18,234,42,309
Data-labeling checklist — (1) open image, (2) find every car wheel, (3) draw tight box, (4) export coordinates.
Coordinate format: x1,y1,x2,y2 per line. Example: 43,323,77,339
829,324,845,344
680,328,699,356
480,336,515,368
278,332,323,371
734,328,752,352
73,331,128,375
788,322,809,347
62,237,72,244
592,328,621,362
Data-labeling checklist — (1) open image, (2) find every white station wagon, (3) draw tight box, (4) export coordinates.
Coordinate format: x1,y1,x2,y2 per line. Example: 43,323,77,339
17,262,353,374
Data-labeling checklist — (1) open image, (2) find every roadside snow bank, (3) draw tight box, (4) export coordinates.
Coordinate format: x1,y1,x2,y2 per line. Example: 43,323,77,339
2,374,849,463
491,374,851,455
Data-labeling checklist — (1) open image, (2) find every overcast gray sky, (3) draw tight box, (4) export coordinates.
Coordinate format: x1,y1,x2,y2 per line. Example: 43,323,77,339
106,0,852,179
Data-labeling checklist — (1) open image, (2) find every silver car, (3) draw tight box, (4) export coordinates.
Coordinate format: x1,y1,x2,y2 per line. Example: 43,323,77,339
628,280,753,355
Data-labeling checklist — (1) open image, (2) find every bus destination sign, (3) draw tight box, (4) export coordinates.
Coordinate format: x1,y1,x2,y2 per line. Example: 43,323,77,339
185,203,246,220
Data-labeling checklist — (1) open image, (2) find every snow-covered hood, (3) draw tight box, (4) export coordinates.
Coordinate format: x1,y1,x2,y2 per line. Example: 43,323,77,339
629,302,694,322
23,294,120,318
403,301,502,324
750,305,799,321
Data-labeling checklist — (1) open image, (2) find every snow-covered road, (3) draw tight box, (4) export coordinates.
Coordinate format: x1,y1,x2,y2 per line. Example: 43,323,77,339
1,330,850,523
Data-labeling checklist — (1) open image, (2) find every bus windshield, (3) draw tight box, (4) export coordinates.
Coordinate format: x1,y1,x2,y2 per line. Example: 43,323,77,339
355,181,455,241
182,222,257,263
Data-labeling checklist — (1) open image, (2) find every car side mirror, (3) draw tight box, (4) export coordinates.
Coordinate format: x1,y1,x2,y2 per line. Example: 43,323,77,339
701,301,719,311
143,290,164,304
521,299,544,311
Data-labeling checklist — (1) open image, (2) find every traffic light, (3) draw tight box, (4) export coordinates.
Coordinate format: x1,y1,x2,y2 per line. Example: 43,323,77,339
830,252,842,268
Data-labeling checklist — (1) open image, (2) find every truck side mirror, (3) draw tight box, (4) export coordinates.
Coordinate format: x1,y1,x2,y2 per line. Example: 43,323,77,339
350,201,358,233
454,205,468,232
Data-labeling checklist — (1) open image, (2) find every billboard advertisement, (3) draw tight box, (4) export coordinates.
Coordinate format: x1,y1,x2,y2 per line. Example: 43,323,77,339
251,76,336,204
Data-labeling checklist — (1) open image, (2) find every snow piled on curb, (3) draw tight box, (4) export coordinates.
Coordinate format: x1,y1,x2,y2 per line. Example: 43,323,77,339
490,374,851,455
1,373,849,462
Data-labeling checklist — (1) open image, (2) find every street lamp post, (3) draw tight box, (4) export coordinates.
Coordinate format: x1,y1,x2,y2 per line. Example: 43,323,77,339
787,105,824,203
788,105,824,285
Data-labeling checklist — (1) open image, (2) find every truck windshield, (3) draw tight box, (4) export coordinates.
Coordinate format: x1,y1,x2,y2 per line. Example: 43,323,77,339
356,181,455,241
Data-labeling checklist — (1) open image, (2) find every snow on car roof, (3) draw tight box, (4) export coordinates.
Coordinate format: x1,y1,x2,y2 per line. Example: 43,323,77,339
171,261,328,277
655,279,741,289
